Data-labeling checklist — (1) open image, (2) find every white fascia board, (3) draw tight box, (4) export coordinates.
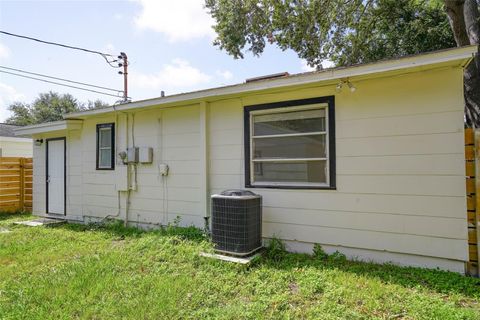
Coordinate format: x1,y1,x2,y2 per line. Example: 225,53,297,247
61,45,475,119
13,119,83,137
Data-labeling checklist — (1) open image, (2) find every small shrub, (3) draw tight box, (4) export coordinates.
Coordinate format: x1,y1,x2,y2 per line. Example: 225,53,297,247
329,250,347,262
313,244,328,260
265,237,287,261
171,216,182,228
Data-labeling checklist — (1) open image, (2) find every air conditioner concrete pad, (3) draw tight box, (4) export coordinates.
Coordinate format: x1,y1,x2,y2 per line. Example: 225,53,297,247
14,218,66,227
200,252,262,264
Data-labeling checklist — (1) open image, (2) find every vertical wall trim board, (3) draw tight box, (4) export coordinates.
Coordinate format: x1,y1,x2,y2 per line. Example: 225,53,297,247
200,102,210,226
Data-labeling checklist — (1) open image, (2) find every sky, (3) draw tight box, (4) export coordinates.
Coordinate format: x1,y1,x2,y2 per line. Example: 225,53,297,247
0,0,326,122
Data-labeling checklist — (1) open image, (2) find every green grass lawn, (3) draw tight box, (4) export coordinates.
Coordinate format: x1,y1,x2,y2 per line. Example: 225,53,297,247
0,212,479,319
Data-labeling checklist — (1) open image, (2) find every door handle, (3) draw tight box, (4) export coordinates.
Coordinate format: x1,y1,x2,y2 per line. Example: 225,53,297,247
47,176,50,183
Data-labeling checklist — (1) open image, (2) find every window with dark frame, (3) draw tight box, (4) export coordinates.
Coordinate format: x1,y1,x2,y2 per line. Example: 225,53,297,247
244,96,335,189
96,123,115,170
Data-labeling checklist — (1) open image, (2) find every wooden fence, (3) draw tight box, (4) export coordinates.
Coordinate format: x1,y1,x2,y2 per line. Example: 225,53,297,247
465,129,480,276
0,157,32,212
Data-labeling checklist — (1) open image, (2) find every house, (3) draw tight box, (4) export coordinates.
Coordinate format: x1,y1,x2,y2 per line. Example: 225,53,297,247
15,45,478,274
0,123,32,157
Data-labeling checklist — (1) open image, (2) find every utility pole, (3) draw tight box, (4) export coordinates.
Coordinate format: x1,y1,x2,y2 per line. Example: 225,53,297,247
118,52,130,103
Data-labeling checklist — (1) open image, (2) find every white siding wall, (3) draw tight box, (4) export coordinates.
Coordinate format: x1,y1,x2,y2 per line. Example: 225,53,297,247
32,141,45,216
80,115,117,219
125,105,204,227
30,65,468,272
0,138,33,157
67,131,83,218
54,105,204,227
208,67,467,272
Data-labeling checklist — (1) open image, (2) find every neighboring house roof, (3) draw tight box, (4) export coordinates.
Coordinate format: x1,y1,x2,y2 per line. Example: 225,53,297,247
0,123,20,137
14,45,478,137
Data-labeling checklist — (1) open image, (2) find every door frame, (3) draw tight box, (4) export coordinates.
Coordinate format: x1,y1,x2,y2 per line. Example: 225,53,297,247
46,137,66,215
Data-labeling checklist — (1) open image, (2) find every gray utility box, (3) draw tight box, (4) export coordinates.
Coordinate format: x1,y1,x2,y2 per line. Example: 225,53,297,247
127,147,139,163
126,147,153,164
139,147,153,164
211,190,262,256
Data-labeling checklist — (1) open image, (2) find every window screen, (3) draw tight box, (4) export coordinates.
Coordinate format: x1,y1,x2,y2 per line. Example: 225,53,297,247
96,123,115,170
245,97,335,189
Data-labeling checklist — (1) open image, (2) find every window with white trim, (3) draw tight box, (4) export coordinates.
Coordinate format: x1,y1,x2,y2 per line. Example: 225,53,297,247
245,97,335,189
96,123,115,170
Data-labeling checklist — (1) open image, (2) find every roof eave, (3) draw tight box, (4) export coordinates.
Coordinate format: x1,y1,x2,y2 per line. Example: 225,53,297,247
57,45,474,119
14,119,83,137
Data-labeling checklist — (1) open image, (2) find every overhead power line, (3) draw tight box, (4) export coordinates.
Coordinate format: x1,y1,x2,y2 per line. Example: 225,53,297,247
0,30,121,68
0,70,124,98
0,30,131,102
0,65,122,93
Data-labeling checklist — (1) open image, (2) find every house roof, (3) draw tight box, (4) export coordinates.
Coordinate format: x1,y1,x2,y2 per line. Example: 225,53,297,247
62,45,477,120
0,123,20,137
14,45,478,136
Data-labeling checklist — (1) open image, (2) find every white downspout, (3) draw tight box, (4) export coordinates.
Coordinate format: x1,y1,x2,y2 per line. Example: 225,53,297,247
124,112,138,227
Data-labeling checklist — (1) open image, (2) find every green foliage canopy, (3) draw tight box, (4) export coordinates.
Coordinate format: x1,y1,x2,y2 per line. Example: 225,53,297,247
5,91,109,126
205,0,456,68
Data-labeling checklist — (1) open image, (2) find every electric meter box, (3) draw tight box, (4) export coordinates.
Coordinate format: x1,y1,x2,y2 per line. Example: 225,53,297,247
139,147,153,164
127,147,139,163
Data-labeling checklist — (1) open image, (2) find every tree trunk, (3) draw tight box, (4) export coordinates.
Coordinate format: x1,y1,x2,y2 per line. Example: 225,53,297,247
445,0,480,128
445,0,470,45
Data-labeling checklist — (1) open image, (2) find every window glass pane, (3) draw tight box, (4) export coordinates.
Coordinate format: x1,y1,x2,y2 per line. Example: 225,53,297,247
254,160,327,184
254,109,326,136
253,134,326,159
99,127,112,148
99,148,111,168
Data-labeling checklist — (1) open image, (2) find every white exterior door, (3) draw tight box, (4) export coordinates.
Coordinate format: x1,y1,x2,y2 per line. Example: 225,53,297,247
47,139,65,215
